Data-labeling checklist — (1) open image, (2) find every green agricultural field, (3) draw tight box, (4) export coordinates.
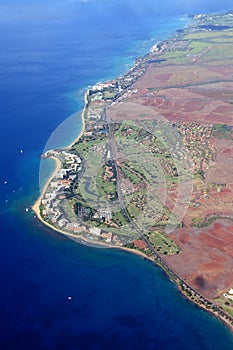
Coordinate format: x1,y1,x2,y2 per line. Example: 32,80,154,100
160,51,189,64
145,230,180,255
205,37,233,44
200,43,233,61
188,28,233,38
189,41,209,54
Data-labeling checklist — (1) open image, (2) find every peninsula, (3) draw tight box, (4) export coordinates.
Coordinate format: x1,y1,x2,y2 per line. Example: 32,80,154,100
33,12,233,331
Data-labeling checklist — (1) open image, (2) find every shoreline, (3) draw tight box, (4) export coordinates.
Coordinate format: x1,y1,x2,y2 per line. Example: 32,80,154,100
32,212,233,334
32,90,88,220
32,13,233,334
120,247,233,333
32,156,61,217
65,90,89,150
32,192,233,333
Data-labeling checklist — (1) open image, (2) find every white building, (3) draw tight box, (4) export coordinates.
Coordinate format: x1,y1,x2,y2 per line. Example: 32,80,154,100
89,227,102,236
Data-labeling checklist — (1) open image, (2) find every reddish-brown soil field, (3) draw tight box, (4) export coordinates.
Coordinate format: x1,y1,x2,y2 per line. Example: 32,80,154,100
109,85,233,125
166,221,233,299
107,56,233,300
108,61,233,125
133,239,148,249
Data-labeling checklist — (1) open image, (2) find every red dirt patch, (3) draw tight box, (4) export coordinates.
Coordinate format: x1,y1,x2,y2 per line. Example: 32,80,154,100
199,233,225,249
219,188,232,195
107,57,233,300
165,220,233,299
211,229,233,244
199,261,224,273
154,73,173,83
133,239,147,249
178,232,192,244
209,251,226,263
214,222,222,230
222,148,231,155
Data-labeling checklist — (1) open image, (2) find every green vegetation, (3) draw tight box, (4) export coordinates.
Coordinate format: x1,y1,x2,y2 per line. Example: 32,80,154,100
144,230,180,255
184,31,233,41
126,203,141,219
161,51,189,64
189,40,209,54
192,217,204,225
103,91,117,100
191,214,233,228
73,140,102,154
223,307,233,318
119,165,142,183
39,204,45,218
123,161,147,179
197,43,233,62
111,210,129,227
123,242,153,257
215,295,233,319
74,202,95,221
96,161,118,201
213,124,233,139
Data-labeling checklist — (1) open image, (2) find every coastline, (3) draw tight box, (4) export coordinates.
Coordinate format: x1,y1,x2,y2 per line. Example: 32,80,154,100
65,90,89,150
120,247,233,333
32,156,61,217
32,90,88,221
32,197,233,333
32,211,233,334
32,13,233,334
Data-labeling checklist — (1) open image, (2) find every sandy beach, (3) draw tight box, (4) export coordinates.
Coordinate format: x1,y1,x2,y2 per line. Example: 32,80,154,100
64,90,88,149
32,156,61,218
32,90,88,221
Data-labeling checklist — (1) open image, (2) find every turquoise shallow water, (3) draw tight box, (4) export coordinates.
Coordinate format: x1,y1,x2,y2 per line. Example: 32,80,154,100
1,1,233,349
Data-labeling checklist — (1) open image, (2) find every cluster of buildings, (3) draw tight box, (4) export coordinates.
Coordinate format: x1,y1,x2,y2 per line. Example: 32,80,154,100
86,102,105,126
223,288,233,300
93,205,112,222
42,31,219,246
41,150,82,228
85,51,149,117
41,149,116,244
130,193,146,211
66,221,113,244
173,121,215,172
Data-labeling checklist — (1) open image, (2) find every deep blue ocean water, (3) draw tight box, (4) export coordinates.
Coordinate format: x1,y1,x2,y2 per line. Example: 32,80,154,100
1,1,233,349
